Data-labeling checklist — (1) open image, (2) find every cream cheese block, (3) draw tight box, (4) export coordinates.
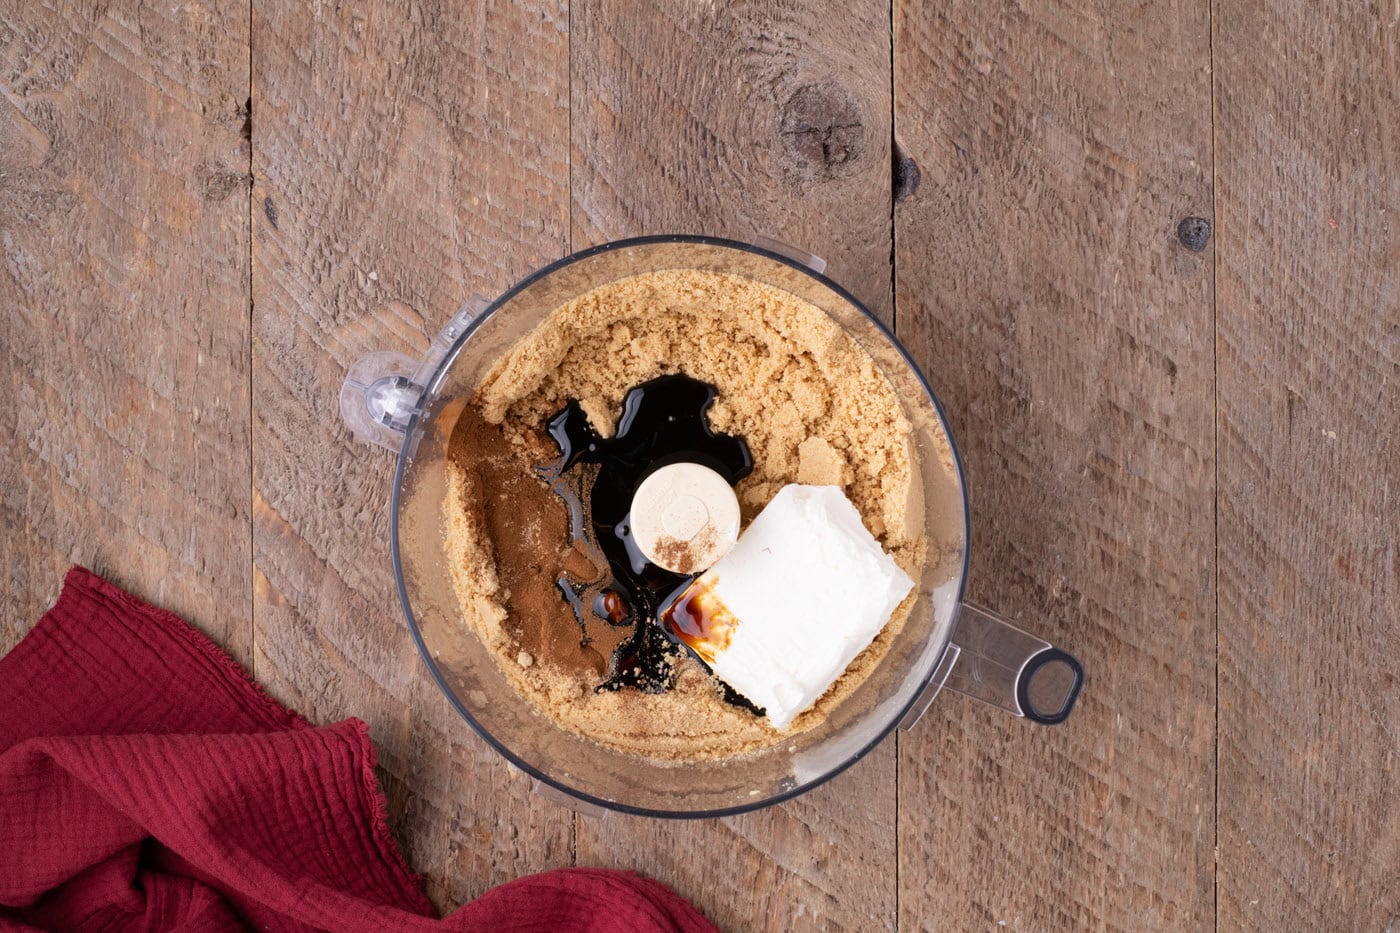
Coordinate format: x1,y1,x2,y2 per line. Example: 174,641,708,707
664,484,915,729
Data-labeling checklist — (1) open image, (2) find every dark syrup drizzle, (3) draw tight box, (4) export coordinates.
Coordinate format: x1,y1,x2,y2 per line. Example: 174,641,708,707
543,374,763,714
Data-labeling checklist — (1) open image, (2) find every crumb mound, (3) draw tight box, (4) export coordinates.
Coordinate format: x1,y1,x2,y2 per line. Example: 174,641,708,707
444,268,936,761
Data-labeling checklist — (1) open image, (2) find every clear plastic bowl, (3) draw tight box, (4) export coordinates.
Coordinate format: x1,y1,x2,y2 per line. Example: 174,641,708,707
342,235,1082,818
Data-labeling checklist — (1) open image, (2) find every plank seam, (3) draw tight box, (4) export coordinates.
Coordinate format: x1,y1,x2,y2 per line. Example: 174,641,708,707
247,0,256,683
1208,0,1221,928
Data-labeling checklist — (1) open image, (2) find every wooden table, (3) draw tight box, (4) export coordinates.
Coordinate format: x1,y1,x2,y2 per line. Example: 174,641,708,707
2,2,1395,929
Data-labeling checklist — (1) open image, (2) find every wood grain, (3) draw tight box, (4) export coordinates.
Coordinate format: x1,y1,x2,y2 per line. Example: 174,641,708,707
570,0,894,319
1214,1,1399,928
568,2,897,929
892,1,1217,928
0,2,251,660
250,0,574,909
3,2,1396,928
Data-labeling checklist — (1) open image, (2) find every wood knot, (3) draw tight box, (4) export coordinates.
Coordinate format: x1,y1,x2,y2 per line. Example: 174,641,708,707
893,144,922,202
779,83,865,179
1176,216,1211,251
197,162,249,203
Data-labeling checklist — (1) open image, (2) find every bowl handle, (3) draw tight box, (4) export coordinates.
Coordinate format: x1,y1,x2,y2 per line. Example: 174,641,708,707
338,296,491,450
942,603,1085,725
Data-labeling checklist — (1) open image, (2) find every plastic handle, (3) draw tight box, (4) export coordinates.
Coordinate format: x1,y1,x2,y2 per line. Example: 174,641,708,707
338,296,491,450
897,642,962,730
944,603,1084,725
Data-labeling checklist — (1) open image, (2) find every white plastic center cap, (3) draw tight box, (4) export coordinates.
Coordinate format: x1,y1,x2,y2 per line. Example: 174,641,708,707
630,462,741,575
662,494,709,540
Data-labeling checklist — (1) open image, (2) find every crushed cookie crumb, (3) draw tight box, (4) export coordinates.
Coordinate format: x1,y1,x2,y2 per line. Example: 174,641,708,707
443,269,954,761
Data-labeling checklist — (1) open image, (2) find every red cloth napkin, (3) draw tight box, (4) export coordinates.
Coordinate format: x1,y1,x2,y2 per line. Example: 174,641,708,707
0,567,715,933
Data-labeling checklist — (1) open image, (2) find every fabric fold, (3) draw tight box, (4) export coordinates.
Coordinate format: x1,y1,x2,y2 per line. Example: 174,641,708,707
0,567,714,933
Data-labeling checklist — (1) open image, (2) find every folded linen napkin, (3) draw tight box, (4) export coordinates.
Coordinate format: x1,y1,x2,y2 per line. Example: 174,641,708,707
0,567,714,933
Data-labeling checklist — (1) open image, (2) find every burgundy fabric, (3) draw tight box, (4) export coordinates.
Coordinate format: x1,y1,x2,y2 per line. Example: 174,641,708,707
0,567,715,933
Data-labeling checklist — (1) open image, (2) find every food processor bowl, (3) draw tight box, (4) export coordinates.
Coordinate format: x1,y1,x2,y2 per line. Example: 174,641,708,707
341,235,1083,818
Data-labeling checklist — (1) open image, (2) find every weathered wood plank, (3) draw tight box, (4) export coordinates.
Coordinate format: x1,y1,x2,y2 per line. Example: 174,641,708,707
0,3,252,660
568,3,897,930
8,3,1393,926
250,0,574,909
571,0,894,320
1214,1,1399,928
893,1,1217,928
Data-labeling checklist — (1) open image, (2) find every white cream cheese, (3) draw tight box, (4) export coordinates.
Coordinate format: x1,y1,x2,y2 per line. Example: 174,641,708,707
664,484,915,729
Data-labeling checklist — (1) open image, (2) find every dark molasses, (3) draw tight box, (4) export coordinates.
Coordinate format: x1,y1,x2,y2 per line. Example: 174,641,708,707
543,373,761,712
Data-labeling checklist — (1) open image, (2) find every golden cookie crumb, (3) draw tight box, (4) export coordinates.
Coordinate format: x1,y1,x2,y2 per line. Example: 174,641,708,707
444,269,942,761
